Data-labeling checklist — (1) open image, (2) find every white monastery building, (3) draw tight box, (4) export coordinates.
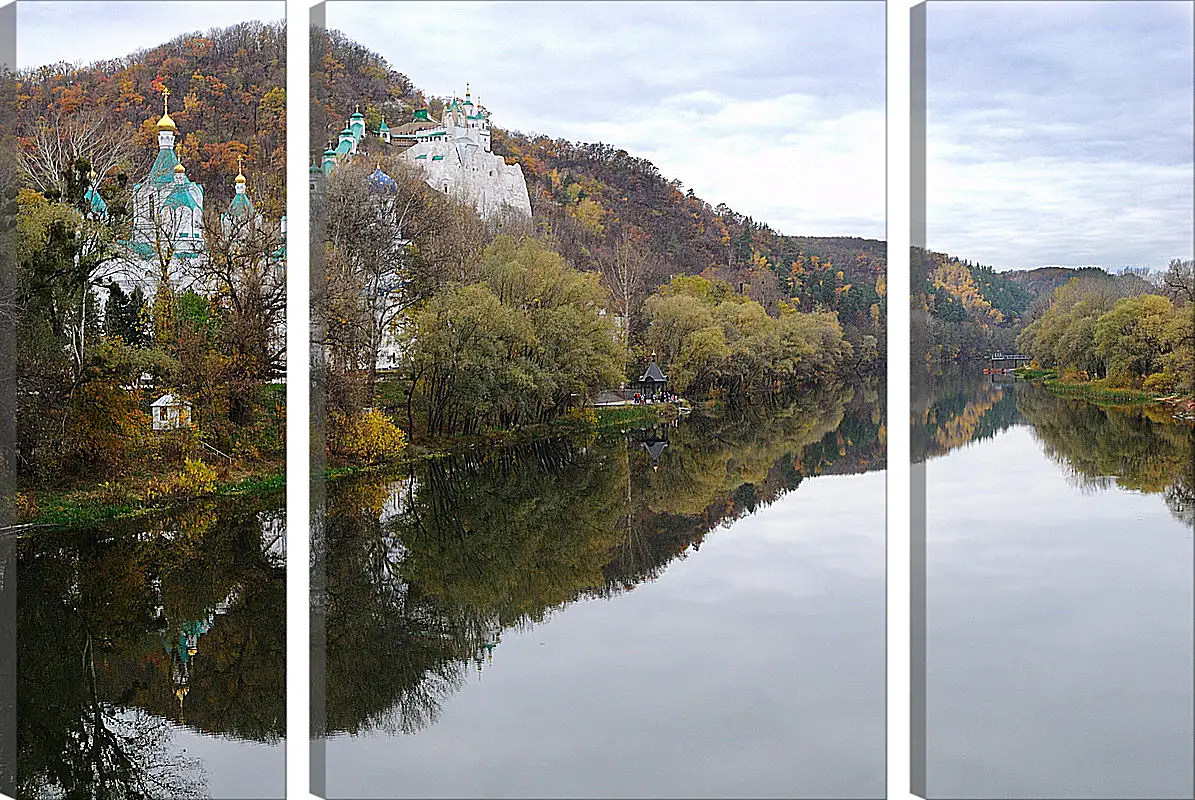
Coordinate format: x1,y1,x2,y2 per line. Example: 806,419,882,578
319,85,532,221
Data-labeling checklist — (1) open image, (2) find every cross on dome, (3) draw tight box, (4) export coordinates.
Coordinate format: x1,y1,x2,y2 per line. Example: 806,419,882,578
157,86,177,131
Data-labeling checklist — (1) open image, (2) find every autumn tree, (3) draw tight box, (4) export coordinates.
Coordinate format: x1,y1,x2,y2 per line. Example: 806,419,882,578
594,232,660,354
1162,257,1195,305
321,156,483,404
17,110,136,196
199,204,287,425
643,274,852,398
1093,294,1175,384
402,236,622,437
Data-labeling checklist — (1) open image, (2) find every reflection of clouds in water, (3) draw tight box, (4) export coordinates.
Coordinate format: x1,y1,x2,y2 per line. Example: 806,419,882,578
257,509,286,567
675,471,886,601
169,718,287,799
321,391,887,795
927,417,1193,798
1059,466,1114,495
1019,388,1193,520
91,707,209,799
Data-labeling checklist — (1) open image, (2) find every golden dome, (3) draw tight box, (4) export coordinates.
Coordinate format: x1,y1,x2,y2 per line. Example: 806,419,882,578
235,154,246,184
235,172,246,184
157,87,176,131
173,162,186,173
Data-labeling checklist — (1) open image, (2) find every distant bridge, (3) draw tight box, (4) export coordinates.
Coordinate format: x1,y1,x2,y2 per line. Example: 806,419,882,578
984,353,1031,375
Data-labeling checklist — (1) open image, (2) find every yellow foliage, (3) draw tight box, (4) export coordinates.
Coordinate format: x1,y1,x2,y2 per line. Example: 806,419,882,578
930,260,1002,325
147,458,219,501
1143,372,1178,394
14,492,37,522
330,409,407,465
571,197,605,234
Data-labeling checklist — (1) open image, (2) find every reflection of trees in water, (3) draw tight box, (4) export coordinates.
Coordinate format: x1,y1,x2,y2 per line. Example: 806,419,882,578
1017,386,1195,524
322,380,887,737
605,382,882,590
917,366,1021,460
16,495,285,798
920,368,1194,524
323,438,626,735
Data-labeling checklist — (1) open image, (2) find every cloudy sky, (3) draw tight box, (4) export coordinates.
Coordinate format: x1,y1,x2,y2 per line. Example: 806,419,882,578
927,1,1194,271
16,1,283,68
327,1,885,239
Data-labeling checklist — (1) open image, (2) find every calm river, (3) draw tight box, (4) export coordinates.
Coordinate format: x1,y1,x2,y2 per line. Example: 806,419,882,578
921,369,1194,798
314,381,886,798
8,493,286,799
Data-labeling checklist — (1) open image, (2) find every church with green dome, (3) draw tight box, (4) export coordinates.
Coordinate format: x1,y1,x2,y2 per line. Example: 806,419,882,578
97,87,284,301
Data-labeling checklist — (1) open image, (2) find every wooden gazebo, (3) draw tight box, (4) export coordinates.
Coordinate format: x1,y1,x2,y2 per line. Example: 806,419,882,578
637,353,668,401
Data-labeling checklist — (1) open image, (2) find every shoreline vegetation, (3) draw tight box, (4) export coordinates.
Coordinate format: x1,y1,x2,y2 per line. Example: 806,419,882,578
13,403,677,529
1014,367,1195,419
921,252,1194,421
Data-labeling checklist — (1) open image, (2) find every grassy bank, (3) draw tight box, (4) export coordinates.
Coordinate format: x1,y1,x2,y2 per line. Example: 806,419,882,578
1015,368,1191,411
16,404,680,530
592,404,674,432
20,466,286,529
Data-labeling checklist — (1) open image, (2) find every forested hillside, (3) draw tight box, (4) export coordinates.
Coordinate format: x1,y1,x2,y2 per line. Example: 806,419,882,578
311,29,887,369
1004,266,1110,299
918,246,1184,371
17,20,286,215
918,251,1029,360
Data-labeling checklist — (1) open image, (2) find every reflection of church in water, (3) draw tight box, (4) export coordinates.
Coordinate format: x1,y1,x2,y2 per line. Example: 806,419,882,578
150,580,240,719
636,421,676,471
167,616,214,714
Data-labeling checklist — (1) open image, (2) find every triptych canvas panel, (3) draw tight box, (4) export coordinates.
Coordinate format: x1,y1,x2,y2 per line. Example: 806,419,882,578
0,1,1190,798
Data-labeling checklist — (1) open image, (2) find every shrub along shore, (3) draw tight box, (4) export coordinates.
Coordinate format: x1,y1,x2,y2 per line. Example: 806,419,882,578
13,404,675,529
1015,367,1195,419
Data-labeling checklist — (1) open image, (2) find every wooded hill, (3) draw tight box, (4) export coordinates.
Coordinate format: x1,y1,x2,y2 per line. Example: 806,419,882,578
917,249,1162,362
312,29,887,364
16,20,286,216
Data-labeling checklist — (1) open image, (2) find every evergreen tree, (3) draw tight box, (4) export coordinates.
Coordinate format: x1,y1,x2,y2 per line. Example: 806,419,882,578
103,281,150,348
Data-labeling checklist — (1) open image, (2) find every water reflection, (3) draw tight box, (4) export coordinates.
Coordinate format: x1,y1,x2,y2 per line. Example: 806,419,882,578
921,367,1194,798
319,381,886,741
1018,389,1195,523
918,367,1194,525
15,495,285,799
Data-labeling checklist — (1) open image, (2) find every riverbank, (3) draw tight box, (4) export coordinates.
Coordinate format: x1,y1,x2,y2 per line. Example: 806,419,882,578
325,403,677,482
1015,368,1195,419
17,465,286,529
14,404,679,529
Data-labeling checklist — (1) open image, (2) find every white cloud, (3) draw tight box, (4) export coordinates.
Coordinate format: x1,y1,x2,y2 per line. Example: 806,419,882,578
926,1,1194,270
17,1,284,70
928,122,1194,269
